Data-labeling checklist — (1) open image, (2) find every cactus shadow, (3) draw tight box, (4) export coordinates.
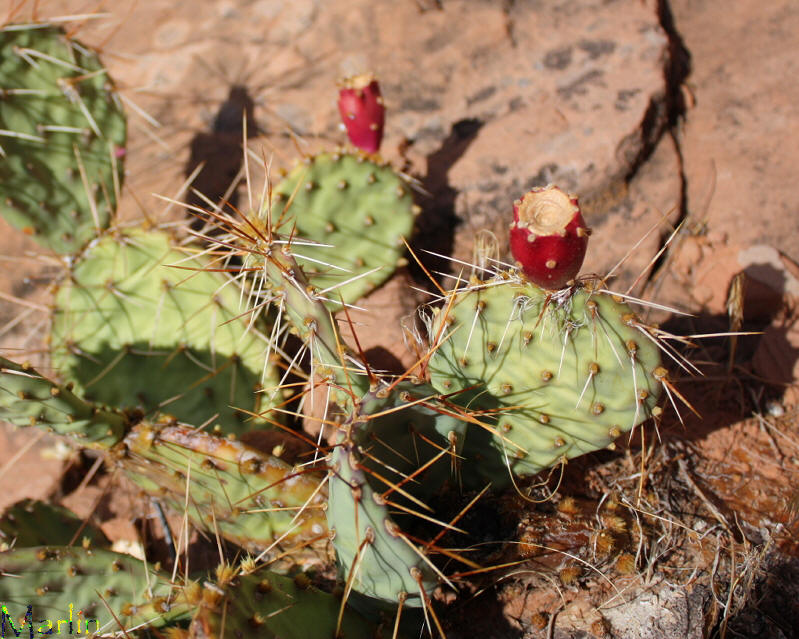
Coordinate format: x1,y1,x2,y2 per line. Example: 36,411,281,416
445,592,525,639
183,86,259,228
717,554,799,638
408,118,484,290
54,340,267,436
652,263,796,444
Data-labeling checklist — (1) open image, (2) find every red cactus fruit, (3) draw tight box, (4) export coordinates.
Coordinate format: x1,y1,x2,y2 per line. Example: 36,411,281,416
337,73,385,153
509,185,590,290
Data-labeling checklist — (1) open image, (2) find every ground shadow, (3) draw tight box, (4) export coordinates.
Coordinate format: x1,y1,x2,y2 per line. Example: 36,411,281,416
719,555,799,639
407,118,484,290
184,86,259,228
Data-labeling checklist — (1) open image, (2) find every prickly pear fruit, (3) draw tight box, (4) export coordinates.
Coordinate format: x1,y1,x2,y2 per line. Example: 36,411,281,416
509,185,589,290
337,73,385,153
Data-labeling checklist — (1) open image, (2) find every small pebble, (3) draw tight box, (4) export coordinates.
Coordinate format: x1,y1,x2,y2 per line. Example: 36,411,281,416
765,400,785,417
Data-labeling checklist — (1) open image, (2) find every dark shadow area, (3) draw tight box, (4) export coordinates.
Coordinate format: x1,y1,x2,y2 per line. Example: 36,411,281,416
623,0,692,180
184,86,259,228
658,0,692,129
407,118,484,290
56,449,105,499
716,555,799,639
56,340,268,437
444,589,524,639
654,262,797,437
135,505,222,576
638,0,694,281
363,345,406,376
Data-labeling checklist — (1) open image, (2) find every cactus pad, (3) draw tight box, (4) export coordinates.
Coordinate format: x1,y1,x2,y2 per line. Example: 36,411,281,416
269,152,416,307
0,546,190,634
428,276,663,481
189,566,391,639
50,229,282,434
326,386,464,610
121,421,328,562
0,356,127,447
0,499,109,549
0,24,126,254
329,435,437,610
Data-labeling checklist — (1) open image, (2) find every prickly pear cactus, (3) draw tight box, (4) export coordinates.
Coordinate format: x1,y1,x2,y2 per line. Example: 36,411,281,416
427,277,663,482
0,499,109,549
121,420,329,562
189,564,394,639
0,546,191,633
0,26,687,633
0,24,126,254
268,152,418,308
0,355,126,447
50,229,283,434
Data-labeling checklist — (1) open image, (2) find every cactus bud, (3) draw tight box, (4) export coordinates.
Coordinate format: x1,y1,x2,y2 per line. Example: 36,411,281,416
509,185,590,289
337,73,385,153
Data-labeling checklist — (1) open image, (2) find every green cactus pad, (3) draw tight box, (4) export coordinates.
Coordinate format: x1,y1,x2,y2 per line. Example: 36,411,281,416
428,276,663,482
0,355,127,447
0,24,126,254
50,229,283,435
268,152,417,308
329,437,436,610
0,546,191,634
327,385,464,610
189,566,394,639
121,422,328,562
0,499,109,549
